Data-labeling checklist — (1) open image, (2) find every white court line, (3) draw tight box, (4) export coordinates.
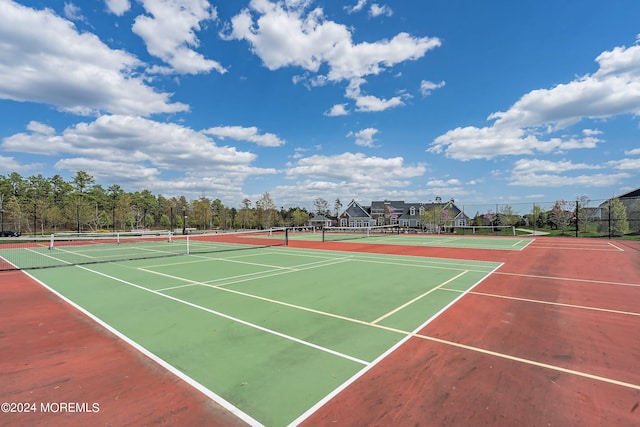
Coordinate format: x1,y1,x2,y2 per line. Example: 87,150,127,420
414,332,640,391
608,242,625,251
75,264,369,367
371,271,469,324
289,262,503,426
529,246,622,252
494,271,640,288
19,268,265,427
150,256,354,291
441,288,640,317
268,247,498,272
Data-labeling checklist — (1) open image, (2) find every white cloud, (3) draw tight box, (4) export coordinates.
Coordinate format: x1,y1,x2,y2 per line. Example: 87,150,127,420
285,152,426,185
624,148,640,155
346,78,408,112
369,4,392,18
0,1,187,116
0,155,44,174
274,152,429,207
26,121,55,135
347,128,379,147
345,0,367,14
608,158,640,170
105,0,131,16
203,126,285,147
420,80,445,96
63,2,86,22
1,115,277,199
427,179,461,186
132,0,226,75
324,103,349,116
512,159,602,173
509,171,630,188
224,0,439,110
508,158,629,188
430,39,640,160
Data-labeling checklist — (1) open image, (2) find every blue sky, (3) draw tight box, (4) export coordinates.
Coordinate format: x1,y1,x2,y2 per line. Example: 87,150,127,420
1,0,639,212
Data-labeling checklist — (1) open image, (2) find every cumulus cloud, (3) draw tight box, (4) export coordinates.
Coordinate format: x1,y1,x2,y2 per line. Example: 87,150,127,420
369,4,392,18
508,158,629,187
203,126,285,147
0,1,187,116
346,78,408,112
347,128,379,147
132,0,226,75
224,0,439,112
345,0,367,14
0,155,44,174
1,115,277,198
285,152,425,184
105,0,131,16
429,40,640,160
420,80,445,96
324,103,349,116
63,2,86,22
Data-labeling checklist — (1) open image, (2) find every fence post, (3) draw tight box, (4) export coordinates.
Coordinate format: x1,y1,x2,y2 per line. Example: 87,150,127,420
608,198,611,239
575,199,578,238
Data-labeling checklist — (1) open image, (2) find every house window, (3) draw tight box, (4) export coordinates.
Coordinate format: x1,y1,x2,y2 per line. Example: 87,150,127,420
419,206,424,215
410,206,415,216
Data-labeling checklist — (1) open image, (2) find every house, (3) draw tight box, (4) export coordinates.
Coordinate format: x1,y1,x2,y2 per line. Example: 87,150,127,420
595,186,640,218
338,200,376,227
338,199,470,230
307,214,333,228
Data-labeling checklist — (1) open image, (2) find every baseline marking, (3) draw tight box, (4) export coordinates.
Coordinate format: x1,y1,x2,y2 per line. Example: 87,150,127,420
20,269,265,427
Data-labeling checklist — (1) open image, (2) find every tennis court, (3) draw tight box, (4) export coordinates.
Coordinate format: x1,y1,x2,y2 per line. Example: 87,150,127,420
1,233,499,426
2,231,639,426
286,226,533,250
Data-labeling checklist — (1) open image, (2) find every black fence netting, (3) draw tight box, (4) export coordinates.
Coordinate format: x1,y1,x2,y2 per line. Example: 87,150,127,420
459,196,640,239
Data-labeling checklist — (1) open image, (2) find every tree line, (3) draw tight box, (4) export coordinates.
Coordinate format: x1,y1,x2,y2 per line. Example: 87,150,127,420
0,171,336,234
2,171,636,237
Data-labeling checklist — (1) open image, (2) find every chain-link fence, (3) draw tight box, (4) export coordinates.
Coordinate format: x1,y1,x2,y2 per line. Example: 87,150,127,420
459,196,640,239
1,196,639,239
0,201,182,236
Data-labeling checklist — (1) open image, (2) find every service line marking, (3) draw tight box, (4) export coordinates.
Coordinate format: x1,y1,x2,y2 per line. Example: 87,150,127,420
371,271,469,324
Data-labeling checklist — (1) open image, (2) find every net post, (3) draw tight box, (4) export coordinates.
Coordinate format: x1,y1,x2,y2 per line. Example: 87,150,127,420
285,228,289,246
49,233,54,250
321,226,326,243
186,234,190,255
512,226,516,236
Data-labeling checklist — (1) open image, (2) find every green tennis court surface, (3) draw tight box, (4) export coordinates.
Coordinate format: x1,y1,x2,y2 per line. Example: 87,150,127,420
19,246,501,426
287,229,533,250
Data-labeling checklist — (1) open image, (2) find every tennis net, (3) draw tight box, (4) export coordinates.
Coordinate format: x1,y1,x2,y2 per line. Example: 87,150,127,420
449,225,516,236
322,225,400,242
0,228,288,271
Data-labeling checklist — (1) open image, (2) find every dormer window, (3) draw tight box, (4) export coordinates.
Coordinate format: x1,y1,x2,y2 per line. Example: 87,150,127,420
410,206,415,215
